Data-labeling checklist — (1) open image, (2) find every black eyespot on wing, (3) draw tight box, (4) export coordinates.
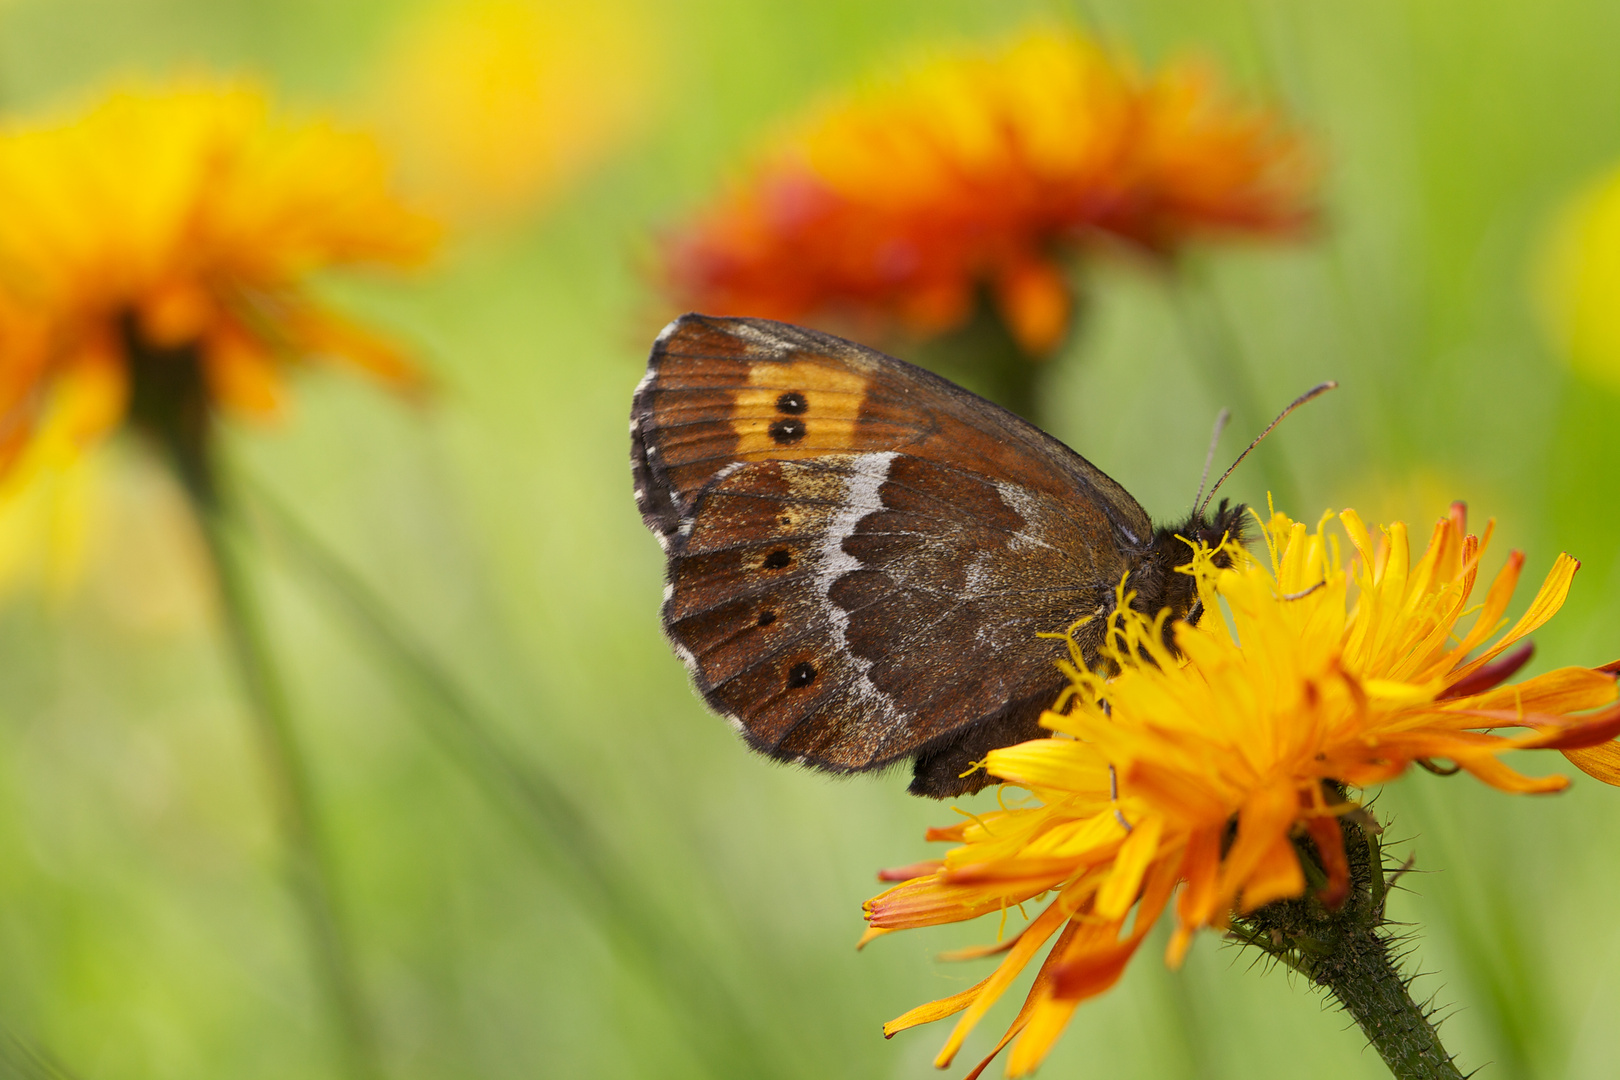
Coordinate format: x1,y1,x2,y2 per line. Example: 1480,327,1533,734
757,610,776,627
787,661,817,688
769,417,806,444
762,549,793,570
775,392,807,414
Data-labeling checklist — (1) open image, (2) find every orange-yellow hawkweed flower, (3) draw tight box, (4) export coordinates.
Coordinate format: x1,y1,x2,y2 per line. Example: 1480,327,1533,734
662,28,1312,356
865,505,1620,1078
0,81,437,469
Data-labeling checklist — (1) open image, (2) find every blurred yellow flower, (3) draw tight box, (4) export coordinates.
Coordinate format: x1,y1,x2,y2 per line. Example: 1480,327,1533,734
663,27,1313,356
368,0,657,225
867,505,1620,1078
1339,466,1480,540
0,80,435,465
0,80,434,593
1539,162,1620,390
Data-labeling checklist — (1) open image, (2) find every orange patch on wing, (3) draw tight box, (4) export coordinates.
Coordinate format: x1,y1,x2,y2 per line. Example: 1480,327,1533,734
728,359,869,457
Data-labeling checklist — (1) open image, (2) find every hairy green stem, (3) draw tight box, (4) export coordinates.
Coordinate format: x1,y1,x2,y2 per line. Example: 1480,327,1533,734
127,329,380,1080
1315,931,1462,1080
1235,814,1463,1080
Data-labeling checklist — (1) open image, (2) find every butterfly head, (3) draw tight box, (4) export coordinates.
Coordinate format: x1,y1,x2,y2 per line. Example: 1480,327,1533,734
1181,497,1249,566
1135,498,1248,638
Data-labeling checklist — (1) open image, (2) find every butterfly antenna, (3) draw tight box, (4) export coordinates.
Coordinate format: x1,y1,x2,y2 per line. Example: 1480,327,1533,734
1191,408,1231,513
1197,381,1338,518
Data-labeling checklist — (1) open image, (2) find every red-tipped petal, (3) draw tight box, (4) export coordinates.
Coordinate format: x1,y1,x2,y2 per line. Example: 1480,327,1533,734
1518,703,1620,750
1441,640,1534,699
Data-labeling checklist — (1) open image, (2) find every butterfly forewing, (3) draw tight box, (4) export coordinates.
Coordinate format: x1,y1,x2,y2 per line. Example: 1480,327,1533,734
631,315,1155,548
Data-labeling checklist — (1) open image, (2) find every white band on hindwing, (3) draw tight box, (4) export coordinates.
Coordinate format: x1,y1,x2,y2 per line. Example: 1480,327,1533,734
815,452,902,731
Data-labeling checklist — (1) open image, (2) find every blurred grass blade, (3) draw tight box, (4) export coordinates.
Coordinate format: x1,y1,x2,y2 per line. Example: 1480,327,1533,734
240,475,781,1079
198,500,384,1080
0,1029,80,1080
1398,782,1549,1077
1170,274,1302,511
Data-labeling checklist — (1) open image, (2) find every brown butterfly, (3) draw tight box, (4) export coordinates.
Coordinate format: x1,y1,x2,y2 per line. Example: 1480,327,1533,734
631,314,1264,798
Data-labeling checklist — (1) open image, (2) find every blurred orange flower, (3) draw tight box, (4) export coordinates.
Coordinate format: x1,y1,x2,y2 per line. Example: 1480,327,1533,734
867,505,1620,1078
662,29,1313,356
0,81,437,472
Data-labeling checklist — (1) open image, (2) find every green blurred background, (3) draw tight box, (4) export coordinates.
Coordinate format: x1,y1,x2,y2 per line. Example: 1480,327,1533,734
2,0,1620,1077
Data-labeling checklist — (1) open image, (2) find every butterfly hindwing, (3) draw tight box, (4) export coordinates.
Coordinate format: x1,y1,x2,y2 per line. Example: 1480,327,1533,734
662,451,1125,792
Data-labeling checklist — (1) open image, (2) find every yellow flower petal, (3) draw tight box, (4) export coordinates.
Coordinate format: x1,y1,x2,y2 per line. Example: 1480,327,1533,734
932,882,1084,1067
984,737,1108,793
1450,665,1618,715
1094,812,1163,920
1564,740,1620,784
